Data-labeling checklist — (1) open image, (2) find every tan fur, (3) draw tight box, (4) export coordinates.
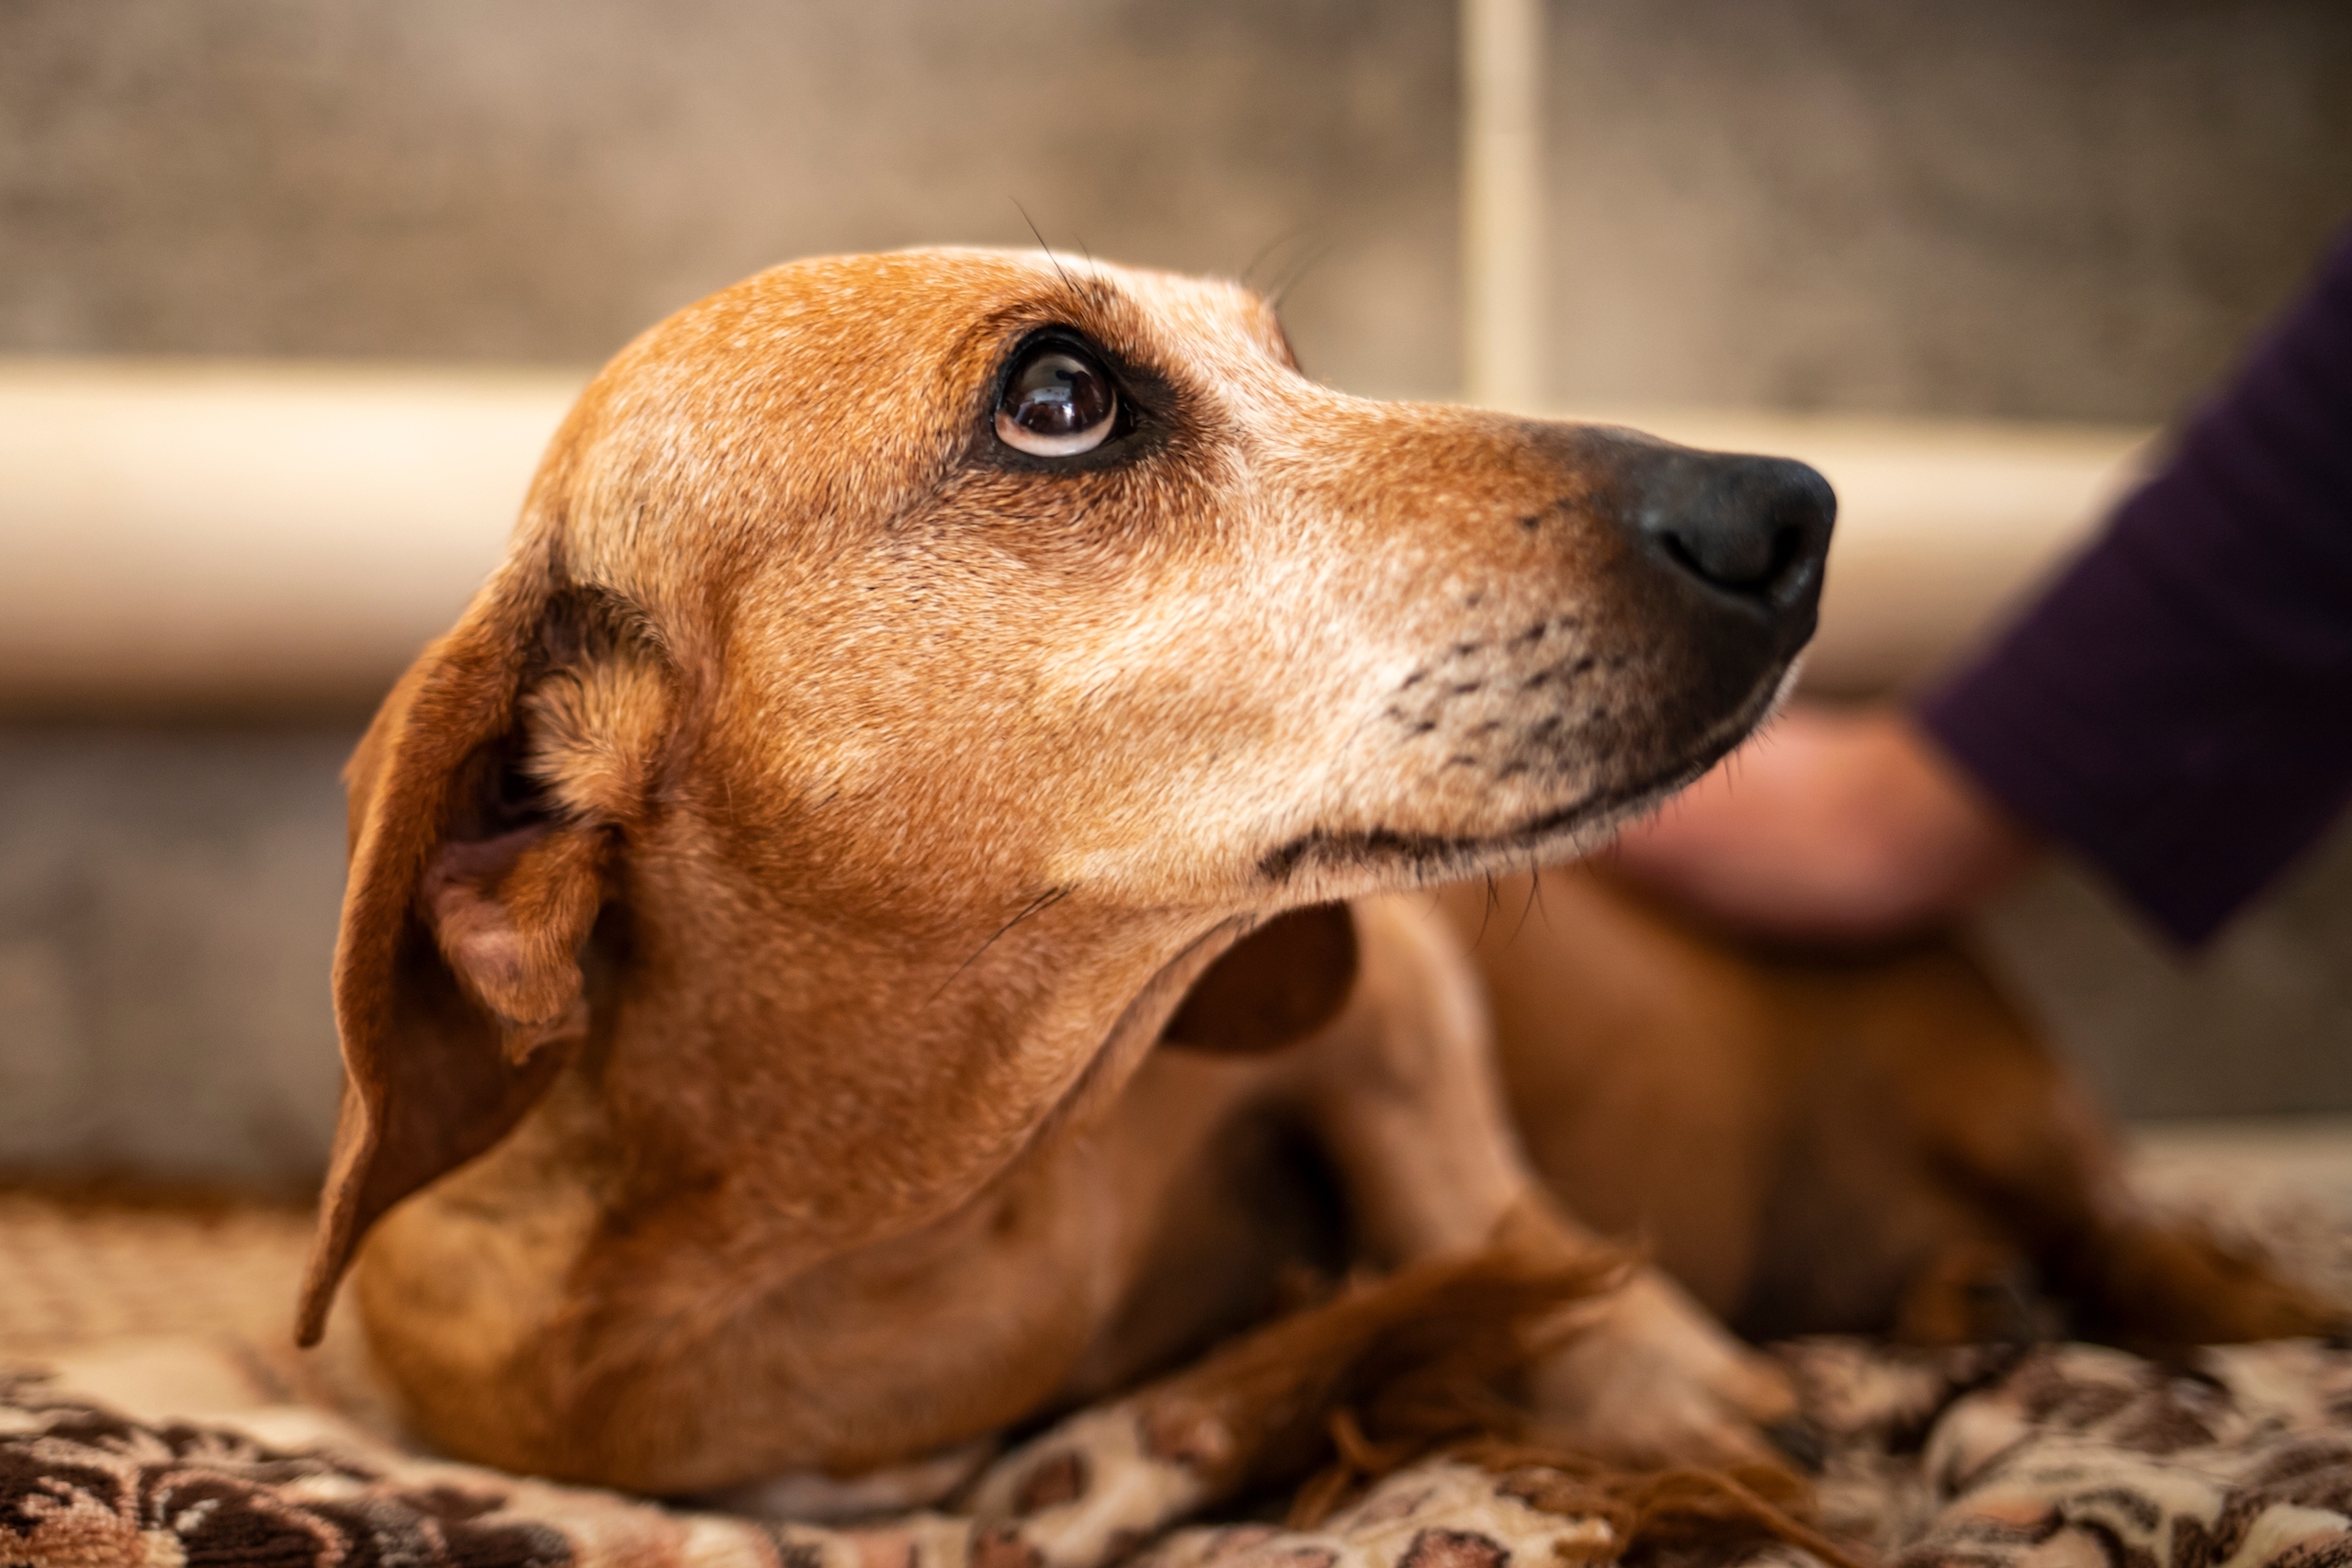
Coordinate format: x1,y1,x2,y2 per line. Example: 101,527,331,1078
524,649,673,826
1444,866,2342,1351
301,248,1835,1493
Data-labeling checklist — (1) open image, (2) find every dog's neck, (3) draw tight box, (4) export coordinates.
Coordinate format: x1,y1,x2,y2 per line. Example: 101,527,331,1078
579,818,1247,1270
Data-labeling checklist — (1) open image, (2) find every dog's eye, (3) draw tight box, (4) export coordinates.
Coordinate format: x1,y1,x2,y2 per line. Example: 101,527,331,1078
997,343,1118,457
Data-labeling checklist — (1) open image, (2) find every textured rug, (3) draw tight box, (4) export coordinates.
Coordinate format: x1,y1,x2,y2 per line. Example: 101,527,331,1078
5,1131,2351,1568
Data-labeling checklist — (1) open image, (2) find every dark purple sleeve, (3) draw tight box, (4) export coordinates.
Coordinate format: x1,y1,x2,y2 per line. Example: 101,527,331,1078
1916,224,2352,947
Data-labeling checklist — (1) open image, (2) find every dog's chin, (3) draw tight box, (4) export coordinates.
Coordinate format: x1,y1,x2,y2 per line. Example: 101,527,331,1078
1259,655,1803,899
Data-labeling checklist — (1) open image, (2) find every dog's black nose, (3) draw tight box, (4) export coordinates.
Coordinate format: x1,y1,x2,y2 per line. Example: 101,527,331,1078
1630,450,1836,625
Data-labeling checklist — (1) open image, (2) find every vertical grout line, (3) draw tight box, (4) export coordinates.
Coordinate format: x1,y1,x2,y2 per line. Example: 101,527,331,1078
1461,0,1546,412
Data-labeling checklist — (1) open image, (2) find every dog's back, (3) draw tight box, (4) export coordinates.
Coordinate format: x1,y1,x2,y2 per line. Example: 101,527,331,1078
1445,865,2343,1348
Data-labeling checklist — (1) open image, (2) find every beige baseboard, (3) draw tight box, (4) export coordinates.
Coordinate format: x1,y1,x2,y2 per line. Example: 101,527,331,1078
0,359,2154,713
0,359,583,714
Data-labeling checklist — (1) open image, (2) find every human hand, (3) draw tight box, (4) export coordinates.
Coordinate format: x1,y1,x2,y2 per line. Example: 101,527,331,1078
1607,704,2035,943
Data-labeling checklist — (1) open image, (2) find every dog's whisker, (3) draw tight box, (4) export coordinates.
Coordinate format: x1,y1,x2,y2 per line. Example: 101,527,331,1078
1012,198,1079,296
1266,233,1340,312
927,884,1072,1009
1239,225,1317,293
1071,233,1117,308
1506,859,1543,946
1475,871,1500,949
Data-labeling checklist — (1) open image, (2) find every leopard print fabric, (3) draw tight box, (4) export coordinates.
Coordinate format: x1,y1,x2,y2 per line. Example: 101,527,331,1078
8,1337,2352,1568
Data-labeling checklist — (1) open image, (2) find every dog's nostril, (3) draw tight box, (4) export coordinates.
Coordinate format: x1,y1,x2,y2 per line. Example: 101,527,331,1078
1655,530,1717,587
1637,455,1835,611
1659,507,1803,593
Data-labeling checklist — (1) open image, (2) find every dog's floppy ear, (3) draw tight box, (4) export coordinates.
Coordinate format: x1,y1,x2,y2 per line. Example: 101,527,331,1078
296,558,670,1345
1163,903,1360,1055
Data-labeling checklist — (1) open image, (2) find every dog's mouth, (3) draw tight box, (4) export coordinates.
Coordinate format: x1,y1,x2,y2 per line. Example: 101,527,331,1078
1257,658,1794,887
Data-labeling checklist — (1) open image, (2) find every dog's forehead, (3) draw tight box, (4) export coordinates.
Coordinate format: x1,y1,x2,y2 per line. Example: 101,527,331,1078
822,249,1288,382
671,247,1286,401
553,250,1291,595
1058,256,1295,367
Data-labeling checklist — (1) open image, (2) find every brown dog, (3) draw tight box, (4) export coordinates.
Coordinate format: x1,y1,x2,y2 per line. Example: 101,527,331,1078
293,248,2327,1502
1442,867,2342,1354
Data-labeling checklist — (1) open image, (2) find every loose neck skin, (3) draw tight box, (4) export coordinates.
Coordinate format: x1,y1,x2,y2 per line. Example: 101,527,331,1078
582,810,1253,1270
357,829,1257,1487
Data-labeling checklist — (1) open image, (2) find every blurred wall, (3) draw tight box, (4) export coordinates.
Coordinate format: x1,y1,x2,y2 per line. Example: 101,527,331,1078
0,729,348,1188
0,0,1462,399
5,0,2349,415
1543,0,2352,419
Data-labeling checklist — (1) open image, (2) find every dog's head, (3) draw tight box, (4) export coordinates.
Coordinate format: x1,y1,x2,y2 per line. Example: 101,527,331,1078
298,250,1831,1340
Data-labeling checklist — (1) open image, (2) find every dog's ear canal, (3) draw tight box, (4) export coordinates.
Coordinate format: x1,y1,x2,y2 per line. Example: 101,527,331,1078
296,572,670,1347
1162,903,1360,1055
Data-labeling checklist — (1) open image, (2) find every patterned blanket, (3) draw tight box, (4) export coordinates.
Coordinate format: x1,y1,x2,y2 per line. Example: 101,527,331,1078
6,1165,2352,1568
9,1332,2352,1568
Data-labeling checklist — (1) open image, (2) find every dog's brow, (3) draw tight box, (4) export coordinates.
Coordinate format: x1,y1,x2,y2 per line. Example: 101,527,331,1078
962,288,1170,411
970,279,1127,350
